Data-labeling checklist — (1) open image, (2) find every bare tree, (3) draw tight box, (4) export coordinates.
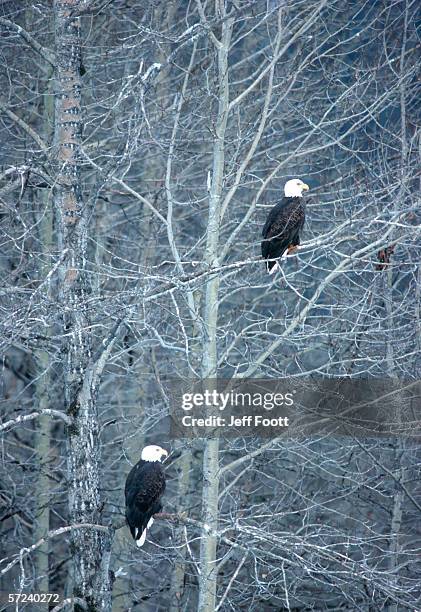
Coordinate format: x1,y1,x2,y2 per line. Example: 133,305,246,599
0,0,419,610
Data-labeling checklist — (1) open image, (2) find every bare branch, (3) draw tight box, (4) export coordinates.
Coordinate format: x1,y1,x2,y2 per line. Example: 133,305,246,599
0,410,73,433
0,17,55,67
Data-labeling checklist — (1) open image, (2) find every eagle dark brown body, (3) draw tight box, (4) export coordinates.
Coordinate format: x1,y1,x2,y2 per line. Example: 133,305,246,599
125,446,167,547
261,196,306,273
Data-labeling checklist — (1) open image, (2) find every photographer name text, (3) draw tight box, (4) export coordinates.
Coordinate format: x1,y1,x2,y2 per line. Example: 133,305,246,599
182,414,290,427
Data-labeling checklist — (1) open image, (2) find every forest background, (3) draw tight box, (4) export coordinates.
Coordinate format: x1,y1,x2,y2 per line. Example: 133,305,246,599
0,0,420,610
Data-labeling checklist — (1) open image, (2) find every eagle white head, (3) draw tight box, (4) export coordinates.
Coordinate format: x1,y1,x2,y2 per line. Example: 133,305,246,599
141,445,168,463
284,178,309,198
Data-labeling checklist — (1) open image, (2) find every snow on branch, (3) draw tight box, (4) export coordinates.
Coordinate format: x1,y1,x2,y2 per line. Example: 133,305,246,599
0,410,72,433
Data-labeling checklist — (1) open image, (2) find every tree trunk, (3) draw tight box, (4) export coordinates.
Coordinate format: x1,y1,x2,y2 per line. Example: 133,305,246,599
169,443,193,612
385,7,409,609
198,12,233,612
54,1,112,609
32,37,55,603
33,379,51,598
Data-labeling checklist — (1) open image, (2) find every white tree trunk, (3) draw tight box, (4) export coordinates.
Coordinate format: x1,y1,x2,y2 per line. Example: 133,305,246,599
198,11,233,612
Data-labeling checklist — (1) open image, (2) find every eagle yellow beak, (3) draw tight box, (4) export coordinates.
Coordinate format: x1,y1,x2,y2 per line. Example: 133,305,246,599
302,183,309,191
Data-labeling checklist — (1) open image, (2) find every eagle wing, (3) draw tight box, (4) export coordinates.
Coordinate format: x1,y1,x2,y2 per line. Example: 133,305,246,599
125,460,166,541
125,461,166,512
261,197,305,267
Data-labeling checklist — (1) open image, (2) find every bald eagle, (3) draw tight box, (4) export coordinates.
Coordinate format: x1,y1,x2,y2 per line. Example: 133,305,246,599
261,179,309,274
125,445,168,547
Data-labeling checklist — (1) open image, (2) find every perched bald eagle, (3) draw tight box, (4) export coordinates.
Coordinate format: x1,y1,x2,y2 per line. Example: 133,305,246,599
261,179,309,274
125,445,168,547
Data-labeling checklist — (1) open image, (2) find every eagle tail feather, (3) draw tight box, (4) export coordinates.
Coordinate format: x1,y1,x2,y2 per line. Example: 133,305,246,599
268,261,280,274
136,528,147,547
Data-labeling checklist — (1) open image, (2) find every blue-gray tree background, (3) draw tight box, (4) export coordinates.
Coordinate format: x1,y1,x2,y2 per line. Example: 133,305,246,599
0,1,420,610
